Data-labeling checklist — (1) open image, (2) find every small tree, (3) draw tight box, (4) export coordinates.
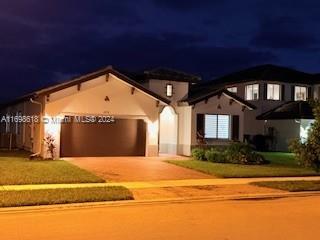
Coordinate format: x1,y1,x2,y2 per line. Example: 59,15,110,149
289,100,320,171
44,134,56,160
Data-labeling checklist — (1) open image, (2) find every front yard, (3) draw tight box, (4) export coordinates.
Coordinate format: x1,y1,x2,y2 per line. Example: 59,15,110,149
0,151,105,185
0,186,133,208
167,152,320,178
0,151,135,207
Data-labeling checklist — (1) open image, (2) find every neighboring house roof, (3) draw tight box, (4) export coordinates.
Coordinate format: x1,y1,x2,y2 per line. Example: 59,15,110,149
256,101,314,120
313,73,320,83
180,88,256,110
181,64,315,108
143,67,201,83
1,66,171,108
210,64,314,86
121,67,201,84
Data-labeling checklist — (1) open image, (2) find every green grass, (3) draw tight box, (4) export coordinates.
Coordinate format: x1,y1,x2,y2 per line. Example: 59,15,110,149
167,152,320,178
251,181,320,192
258,152,298,166
0,151,105,185
0,186,134,208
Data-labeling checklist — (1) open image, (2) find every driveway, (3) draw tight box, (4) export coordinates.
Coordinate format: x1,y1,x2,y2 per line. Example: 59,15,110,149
66,156,212,182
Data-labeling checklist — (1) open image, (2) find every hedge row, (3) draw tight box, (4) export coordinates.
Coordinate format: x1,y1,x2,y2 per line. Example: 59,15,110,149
192,142,268,165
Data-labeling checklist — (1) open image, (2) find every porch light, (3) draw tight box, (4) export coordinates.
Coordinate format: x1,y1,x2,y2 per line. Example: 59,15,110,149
160,106,175,121
148,120,159,140
300,119,315,143
44,115,63,136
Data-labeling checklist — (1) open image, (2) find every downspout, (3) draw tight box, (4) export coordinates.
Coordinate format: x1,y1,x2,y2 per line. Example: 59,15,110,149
30,98,43,158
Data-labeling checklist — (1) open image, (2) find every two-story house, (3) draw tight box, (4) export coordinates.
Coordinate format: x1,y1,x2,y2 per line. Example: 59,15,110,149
0,64,317,158
187,64,316,151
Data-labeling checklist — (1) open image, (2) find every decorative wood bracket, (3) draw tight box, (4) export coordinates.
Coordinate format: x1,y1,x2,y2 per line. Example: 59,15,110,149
131,87,135,95
77,83,81,91
105,74,109,82
242,106,246,112
156,100,160,107
46,94,50,102
229,99,234,105
204,98,208,104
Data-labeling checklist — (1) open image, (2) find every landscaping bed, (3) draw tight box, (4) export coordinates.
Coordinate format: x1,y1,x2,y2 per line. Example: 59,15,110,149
251,180,320,192
0,186,134,208
0,151,104,185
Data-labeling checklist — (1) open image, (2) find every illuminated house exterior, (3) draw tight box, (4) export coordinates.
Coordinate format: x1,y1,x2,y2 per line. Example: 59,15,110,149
0,64,317,158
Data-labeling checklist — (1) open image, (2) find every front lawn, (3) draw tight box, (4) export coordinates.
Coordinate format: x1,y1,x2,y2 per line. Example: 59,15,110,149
167,152,320,178
0,186,133,208
251,181,320,192
0,151,104,185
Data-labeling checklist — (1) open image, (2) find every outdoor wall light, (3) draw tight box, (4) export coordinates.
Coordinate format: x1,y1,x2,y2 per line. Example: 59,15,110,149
105,96,110,102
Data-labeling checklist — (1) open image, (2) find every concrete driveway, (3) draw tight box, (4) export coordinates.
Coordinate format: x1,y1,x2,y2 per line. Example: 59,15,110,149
66,156,212,182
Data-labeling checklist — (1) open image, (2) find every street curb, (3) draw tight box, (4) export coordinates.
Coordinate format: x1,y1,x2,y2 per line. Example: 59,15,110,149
2,176,320,190
0,191,320,214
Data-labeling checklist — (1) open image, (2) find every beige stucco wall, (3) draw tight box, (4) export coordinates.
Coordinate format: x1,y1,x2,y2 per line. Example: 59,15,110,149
264,120,300,151
159,106,178,155
0,97,44,154
176,105,193,156
44,73,165,158
313,84,320,100
148,79,189,104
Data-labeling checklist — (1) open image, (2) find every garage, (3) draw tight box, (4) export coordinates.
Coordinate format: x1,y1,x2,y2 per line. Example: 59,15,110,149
60,117,147,157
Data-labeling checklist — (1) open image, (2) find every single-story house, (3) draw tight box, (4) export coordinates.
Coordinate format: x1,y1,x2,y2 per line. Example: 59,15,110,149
0,66,255,158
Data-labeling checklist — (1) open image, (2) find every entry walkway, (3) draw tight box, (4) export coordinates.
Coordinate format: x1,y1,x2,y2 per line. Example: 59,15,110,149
2,176,320,191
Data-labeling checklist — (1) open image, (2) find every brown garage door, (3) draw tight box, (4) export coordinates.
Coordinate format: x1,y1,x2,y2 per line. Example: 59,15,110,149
60,117,146,157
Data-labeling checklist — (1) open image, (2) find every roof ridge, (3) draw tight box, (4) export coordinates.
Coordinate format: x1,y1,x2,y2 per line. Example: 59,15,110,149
144,67,201,80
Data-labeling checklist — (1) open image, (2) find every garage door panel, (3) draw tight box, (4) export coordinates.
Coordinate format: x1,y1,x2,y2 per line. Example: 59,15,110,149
60,117,146,157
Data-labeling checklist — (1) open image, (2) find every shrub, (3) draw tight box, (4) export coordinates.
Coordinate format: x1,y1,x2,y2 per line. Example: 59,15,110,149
225,142,267,165
192,143,267,165
205,148,226,163
246,151,268,165
191,148,206,161
289,100,320,172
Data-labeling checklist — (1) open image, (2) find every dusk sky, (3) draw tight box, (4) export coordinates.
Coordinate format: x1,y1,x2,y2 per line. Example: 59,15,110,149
1,0,320,101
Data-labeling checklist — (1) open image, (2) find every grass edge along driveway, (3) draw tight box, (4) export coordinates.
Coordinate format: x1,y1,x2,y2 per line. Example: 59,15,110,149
167,152,320,178
0,186,134,208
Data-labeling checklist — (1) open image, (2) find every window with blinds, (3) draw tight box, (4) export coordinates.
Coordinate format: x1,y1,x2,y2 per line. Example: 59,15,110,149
204,114,230,139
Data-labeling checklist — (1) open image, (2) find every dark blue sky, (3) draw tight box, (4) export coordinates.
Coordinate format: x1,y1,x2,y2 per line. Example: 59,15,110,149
1,0,320,101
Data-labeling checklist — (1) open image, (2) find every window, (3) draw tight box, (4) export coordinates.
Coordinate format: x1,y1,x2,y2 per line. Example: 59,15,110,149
166,84,173,97
227,87,237,93
295,86,307,101
204,114,230,139
267,84,280,100
245,84,259,100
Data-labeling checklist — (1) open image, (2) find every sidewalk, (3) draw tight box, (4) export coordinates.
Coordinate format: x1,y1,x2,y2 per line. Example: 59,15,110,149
2,176,320,191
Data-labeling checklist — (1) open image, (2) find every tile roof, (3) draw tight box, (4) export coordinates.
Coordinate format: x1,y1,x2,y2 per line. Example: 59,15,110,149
180,87,256,110
256,101,314,120
182,64,316,105
1,66,172,108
